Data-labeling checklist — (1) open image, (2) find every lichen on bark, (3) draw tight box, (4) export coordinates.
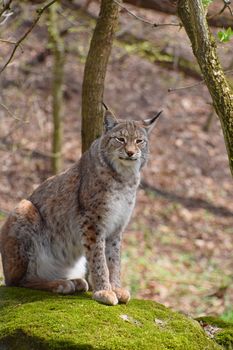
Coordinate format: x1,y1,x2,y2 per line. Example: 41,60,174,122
81,0,121,153
177,0,233,177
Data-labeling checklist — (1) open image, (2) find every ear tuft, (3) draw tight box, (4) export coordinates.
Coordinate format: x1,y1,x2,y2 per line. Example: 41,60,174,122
104,110,118,132
143,110,163,133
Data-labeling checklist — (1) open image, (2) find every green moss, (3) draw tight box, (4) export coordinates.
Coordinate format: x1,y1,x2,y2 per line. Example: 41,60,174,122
215,331,233,350
197,317,233,350
196,317,233,329
0,287,222,350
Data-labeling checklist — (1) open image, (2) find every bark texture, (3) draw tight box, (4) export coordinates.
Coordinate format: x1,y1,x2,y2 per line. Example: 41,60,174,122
48,2,65,174
81,0,120,153
177,0,233,176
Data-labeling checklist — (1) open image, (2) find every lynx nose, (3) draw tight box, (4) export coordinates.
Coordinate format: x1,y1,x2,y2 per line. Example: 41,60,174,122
126,150,134,157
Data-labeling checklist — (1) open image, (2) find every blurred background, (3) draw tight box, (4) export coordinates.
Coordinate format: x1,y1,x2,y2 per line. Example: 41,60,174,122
0,0,232,320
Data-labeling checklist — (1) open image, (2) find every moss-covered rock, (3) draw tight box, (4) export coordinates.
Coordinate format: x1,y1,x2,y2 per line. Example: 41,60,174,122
0,286,223,350
197,316,233,350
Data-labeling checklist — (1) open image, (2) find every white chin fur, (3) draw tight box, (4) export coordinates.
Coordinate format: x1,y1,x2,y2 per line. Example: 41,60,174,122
118,157,139,166
67,256,87,279
118,160,141,174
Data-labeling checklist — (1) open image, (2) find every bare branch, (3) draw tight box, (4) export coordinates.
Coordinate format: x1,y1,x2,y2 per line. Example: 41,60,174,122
168,80,204,92
0,10,13,26
208,0,233,19
0,38,24,54
118,0,233,28
0,0,13,25
0,0,12,18
168,68,233,92
0,38,15,44
0,101,24,121
0,0,57,74
112,0,180,27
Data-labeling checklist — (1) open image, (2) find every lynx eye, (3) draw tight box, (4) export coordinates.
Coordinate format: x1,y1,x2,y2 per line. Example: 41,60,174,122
136,139,144,144
115,137,125,144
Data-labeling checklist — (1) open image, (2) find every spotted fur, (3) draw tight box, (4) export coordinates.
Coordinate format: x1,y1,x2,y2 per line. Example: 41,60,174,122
0,110,160,305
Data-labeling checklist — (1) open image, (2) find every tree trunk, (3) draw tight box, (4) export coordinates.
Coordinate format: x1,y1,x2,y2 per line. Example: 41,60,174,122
81,0,121,153
48,2,65,174
177,0,233,176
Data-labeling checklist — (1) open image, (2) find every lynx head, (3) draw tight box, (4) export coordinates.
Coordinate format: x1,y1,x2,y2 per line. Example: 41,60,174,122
99,109,162,175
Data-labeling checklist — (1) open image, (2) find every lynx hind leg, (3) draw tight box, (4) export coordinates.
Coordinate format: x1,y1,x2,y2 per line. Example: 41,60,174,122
71,278,89,292
22,278,88,294
1,233,28,286
0,199,40,286
22,278,76,294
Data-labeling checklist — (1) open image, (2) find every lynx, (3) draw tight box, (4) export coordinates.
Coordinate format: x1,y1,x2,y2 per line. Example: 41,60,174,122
0,109,161,305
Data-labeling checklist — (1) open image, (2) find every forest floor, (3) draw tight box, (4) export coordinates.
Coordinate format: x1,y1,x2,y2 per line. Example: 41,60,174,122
0,1,232,318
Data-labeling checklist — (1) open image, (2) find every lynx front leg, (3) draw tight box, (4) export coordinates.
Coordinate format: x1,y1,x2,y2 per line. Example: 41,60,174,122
82,229,118,305
106,234,130,304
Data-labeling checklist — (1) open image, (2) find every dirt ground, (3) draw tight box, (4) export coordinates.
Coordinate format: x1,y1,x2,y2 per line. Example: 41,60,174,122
0,1,232,317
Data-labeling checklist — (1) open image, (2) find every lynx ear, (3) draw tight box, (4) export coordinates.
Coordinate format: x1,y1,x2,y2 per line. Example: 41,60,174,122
143,110,163,134
103,110,118,132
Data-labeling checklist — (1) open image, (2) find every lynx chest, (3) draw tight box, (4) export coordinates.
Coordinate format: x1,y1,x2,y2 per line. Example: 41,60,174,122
103,189,136,237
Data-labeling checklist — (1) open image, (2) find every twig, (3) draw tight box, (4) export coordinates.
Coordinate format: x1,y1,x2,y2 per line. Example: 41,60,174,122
168,69,233,92
168,80,204,92
0,0,13,26
0,38,16,44
0,0,12,18
0,10,13,26
208,0,233,19
57,8,87,27
0,0,57,74
112,0,180,27
1,120,26,144
0,38,24,53
224,68,233,75
0,101,23,121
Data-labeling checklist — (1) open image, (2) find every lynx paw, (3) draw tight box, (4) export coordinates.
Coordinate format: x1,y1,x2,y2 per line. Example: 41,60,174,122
71,278,89,292
53,280,76,294
93,290,118,306
113,288,131,304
